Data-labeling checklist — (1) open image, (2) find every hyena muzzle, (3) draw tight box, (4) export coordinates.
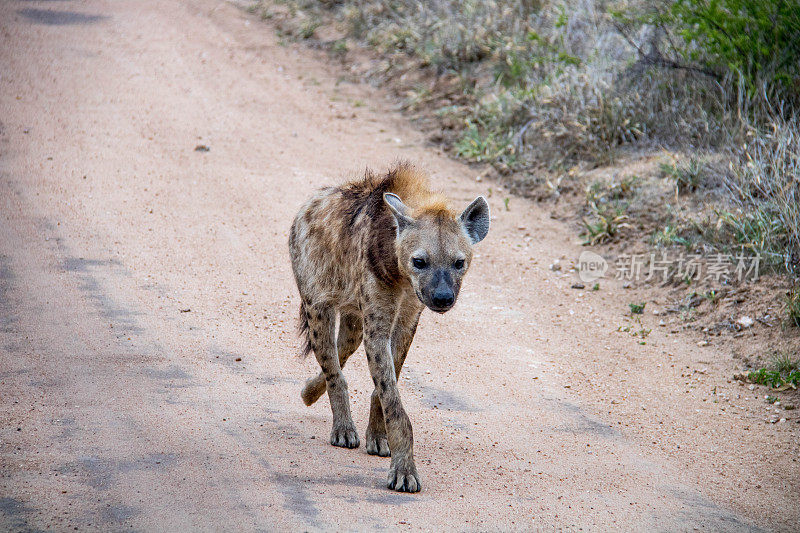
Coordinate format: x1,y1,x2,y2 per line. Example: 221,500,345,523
288,163,489,492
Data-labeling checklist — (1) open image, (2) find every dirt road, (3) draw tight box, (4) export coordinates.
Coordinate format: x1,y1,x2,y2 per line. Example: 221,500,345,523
1,1,797,530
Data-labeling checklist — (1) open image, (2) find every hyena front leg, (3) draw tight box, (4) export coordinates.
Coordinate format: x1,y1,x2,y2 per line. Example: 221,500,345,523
301,313,363,406
307,305,359,448
366,307,421,458
363,304,420,492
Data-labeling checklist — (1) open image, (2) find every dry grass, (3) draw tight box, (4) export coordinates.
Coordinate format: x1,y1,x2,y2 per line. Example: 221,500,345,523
263,0,799,279
724,116,800,272
267,0,735,166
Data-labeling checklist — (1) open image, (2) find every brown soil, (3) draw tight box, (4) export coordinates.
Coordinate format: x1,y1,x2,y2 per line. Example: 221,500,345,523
1,1,798,531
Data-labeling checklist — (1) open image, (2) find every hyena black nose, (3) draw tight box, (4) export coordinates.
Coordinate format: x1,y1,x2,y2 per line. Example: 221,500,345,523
431,289,454,310
429,270,455,311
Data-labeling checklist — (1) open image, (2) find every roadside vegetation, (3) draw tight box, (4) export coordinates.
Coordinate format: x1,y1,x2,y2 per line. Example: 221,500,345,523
259,0,799,326
747,351,800,390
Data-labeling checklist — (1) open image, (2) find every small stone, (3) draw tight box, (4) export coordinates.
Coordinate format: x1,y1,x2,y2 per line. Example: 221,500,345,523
571,283,585,289
748,384,755,391
697,340,709,347
549,260,561,271
736,316,754,328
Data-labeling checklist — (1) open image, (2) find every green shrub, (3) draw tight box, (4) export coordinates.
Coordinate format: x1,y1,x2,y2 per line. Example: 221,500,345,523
668,0,800,103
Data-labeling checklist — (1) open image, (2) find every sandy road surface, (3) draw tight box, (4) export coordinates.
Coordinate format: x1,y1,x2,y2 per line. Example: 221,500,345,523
0,1,797,530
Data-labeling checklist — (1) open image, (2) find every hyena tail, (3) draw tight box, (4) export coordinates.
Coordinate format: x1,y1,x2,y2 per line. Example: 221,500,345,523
298,302,313,358
298,302,327,406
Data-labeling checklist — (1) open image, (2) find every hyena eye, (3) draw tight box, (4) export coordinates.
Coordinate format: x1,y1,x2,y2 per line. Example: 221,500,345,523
453,259,465,269
412,257,427,269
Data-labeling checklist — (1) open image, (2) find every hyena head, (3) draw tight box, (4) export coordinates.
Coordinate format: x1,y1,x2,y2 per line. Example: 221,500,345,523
384,193,490,313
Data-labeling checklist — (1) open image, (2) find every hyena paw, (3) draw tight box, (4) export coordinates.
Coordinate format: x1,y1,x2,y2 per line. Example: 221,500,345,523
330,422,360,449
365,431,390,457
387,458,420,493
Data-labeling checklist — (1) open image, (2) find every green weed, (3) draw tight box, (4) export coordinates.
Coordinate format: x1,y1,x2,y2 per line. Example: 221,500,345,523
298,19,320,39
714,208,789,268
629,302,646,314
454,121,514,163
695,290,720,303
659,158,705,193
650,225,691,248
748,352,800,389
331,39,348,54
581,202,629,245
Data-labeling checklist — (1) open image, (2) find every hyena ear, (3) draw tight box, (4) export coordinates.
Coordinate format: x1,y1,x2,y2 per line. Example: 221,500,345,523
459,196,490,244
383,193,415,234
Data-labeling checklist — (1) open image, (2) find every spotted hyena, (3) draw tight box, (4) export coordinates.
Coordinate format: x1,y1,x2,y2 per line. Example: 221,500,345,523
288,163,489,492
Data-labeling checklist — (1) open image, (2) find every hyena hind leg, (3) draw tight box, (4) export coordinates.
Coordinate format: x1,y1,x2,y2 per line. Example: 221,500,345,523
301,313,363,406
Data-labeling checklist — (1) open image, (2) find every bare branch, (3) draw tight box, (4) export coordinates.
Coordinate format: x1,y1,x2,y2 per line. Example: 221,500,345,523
612,21,721,81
